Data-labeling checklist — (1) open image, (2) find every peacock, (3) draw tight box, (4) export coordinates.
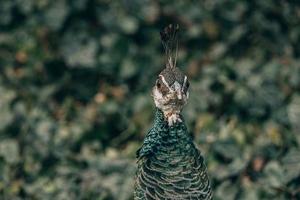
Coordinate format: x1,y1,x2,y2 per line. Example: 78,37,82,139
134,24,213,200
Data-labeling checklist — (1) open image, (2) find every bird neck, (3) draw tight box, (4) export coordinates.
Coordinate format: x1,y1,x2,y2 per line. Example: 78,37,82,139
153,108,167,124
136,109,193,159
153,109,191,141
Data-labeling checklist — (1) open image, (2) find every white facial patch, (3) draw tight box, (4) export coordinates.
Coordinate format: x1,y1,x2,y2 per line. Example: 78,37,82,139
159,75,172,91
152,86,163,108
182,76,187,92
173,81,181,91
173,81,182,100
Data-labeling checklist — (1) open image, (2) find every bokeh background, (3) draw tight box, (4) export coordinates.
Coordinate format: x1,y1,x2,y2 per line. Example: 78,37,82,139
1,0,300,199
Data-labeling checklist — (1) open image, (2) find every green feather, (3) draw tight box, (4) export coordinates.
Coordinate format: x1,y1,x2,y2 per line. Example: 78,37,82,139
134,109,213,200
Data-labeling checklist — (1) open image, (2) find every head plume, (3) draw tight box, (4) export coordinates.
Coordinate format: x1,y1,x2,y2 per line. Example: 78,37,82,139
160,24,179,69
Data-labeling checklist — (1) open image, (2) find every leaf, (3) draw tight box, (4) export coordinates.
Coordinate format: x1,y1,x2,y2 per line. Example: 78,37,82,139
263,161,284,188
43,0,69,30
118,16,139,34
61,35,98,67
119,58,138,79
288,94,300,132
215,180,238,200
281,148,300,184
0,139,20,164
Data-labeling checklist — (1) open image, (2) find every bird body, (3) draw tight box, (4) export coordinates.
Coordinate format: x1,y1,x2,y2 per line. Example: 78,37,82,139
134,110,212,199
134,24,212,199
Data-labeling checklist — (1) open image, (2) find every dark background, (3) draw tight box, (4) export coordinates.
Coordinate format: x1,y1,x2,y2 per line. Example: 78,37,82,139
0,0,300,199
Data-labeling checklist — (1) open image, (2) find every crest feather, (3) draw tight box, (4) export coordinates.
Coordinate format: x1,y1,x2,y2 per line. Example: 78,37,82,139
160,24,179,69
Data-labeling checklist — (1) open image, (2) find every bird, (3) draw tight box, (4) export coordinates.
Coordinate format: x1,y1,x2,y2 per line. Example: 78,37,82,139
134,24,213,200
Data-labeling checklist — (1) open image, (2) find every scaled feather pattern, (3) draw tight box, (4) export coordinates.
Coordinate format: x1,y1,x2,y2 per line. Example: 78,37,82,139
134,109,212,200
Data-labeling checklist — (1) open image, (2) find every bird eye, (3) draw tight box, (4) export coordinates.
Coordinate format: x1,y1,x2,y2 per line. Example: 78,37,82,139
186,80,190,88
156,80,161,88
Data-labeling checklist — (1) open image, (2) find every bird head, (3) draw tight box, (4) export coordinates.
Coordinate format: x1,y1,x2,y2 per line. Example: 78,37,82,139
152,24,190,126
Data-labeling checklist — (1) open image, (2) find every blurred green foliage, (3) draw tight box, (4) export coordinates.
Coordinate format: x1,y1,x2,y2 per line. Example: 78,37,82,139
0,0,300,199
